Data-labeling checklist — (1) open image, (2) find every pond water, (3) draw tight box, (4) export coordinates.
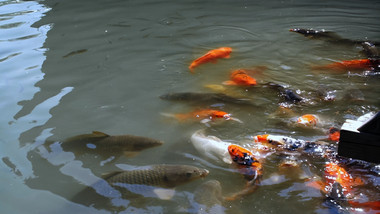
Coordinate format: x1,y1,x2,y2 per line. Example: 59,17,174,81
1,0,379,213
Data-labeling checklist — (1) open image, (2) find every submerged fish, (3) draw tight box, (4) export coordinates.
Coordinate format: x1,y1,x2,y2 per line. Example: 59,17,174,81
193,180,226,214
159,92,254,106
308,162,363,198
61,131,163,156
74,164,209,208
162,109,242,124
189,47,232,72
297,114,320,127
190,130,233,164
223,69,257,86
311,59,375,72
289,28,374,45
63,49,87,58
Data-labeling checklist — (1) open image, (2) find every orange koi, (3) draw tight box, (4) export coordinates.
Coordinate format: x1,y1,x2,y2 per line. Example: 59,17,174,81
172,109,231,121
228,145,262,177
223,69,257,86
308,162,364,197
297,114,319,126
312,59,374,72
328,127,340,141
225,144,262,201
189,47,232,72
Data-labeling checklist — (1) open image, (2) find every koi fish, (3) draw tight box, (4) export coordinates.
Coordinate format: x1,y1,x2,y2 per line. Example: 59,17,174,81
74,164,209,207
312,59,375,72
297,114,319,127
61,131,163,157
223,69,257,86
228,145,261,169
328,127,340,141
307,162,363,198
225,144,262,201
254,134,307,150
162,109,242,123
190,130,233,164
348,200,380,211
159,92,255,106
189,47,232,72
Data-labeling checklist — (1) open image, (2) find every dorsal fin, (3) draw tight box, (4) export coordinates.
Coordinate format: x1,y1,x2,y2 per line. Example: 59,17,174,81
92,131,110,137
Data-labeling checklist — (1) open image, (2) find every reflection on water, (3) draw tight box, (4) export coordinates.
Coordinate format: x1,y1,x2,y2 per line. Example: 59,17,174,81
0,0,379,213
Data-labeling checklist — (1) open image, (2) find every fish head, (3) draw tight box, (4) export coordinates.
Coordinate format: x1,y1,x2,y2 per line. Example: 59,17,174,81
217,47,232,57
297,114,319,126
210,110,230,120
230,70,257,86
228,145,258,166
328,127,340,141
162,165,209,187
289,28,320,36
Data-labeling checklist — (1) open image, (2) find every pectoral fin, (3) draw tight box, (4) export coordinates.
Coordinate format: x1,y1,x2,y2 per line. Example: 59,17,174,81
222,81,237,85
123,151,140,158
153,188,176,200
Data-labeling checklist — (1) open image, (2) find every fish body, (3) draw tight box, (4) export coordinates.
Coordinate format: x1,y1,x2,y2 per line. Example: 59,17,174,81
324,162,363,197
159,92,254,105
312,59,375,72
254,134,307,150
190,130,232,164
74,164,209,209
223,69,257,86
172,109,231,121
61,131,163,155
104,164,209,189
193,180,226,214
328,127,340,141
228,145,262,180
297,114,319,127
189,47,232,72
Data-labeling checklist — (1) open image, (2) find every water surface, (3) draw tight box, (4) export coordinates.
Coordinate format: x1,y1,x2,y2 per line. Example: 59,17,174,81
1,0,379,213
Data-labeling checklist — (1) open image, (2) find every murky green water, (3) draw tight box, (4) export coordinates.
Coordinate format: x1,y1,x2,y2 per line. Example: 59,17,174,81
1,0,379,213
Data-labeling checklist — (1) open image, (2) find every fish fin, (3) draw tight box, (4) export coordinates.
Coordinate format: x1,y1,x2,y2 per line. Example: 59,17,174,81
223,157,233,164
92,131,110,137
153,188,175,200
229,117,243,123
224,55,231,59
123,151,140,158
222,81,237,85
306,180,325,190
200,118,211,124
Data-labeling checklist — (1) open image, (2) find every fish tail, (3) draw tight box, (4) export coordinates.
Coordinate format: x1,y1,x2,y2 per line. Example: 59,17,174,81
160,113,185,121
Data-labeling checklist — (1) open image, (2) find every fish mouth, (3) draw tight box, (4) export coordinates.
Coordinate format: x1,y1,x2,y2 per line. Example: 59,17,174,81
200,169,209,178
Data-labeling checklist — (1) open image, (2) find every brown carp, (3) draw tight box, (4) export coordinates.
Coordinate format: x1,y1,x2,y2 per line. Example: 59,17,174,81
73,164,209,210
193,180,226,214
61,131,163,156
159,92,255,106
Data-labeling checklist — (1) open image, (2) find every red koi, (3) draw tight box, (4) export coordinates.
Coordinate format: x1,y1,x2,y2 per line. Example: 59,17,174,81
328,127,340,141
312,59,374,72
189,47,232,72
307,162,363,197
223,69,257,86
